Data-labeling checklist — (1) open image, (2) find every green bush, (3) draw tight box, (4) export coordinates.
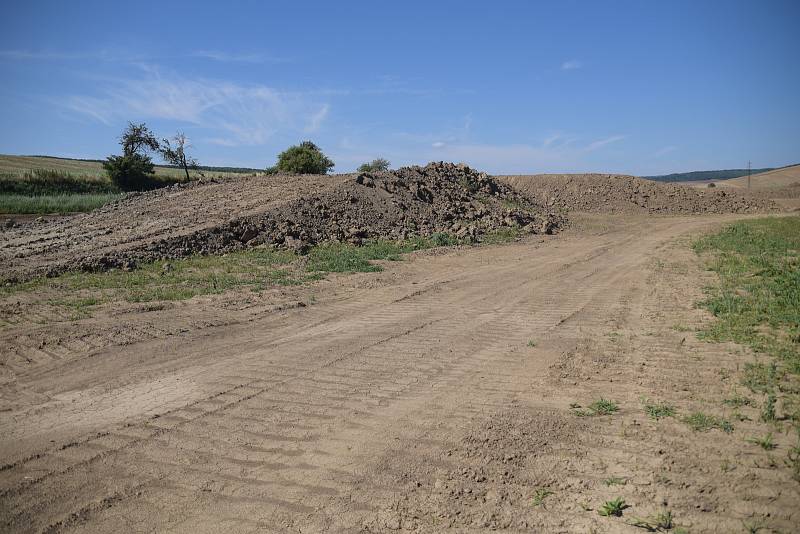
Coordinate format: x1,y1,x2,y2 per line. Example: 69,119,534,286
357,158,390,173
103,154,160,192
272,141,334,175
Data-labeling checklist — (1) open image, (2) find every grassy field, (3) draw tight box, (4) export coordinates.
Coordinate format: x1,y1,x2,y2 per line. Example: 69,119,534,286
0,193,122,214
0,154,261,214
694,216,800,478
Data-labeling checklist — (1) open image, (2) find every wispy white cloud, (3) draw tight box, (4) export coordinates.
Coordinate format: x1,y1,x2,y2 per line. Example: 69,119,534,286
561,60,582,70
431,141,446,148
305,104,329,133
189,50,289,64
585,135,625,151
0,49,128,61
653,145,678,157
62,66,330,147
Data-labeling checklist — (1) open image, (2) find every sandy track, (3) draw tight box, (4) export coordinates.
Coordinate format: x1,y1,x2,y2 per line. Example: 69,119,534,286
1,214,797,532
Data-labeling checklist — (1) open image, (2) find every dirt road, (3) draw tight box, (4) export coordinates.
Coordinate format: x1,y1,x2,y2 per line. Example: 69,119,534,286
1,214,798,533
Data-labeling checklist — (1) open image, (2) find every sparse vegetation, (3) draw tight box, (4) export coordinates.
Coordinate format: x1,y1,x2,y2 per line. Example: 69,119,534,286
357,158,390,173
603,477,627,486
268,141,334,175
573,398,619,417
527,340,536,347
722,394,753,408
598,497,628,517
760,394,776,422
747,433,777,450
644,401,676,420
531,488,553,507
682,412,734,433
306,235,461,273
628,509,674,531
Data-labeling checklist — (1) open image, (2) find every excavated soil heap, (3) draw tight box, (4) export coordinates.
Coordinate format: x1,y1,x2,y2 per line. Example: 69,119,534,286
499,173,777,214
0,162,561,281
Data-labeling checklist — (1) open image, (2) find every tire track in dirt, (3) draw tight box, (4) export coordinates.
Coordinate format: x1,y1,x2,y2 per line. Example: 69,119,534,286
0,215,745,533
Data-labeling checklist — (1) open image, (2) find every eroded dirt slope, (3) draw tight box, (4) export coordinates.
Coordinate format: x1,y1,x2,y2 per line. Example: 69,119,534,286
2,214,797,533
0,163,558,282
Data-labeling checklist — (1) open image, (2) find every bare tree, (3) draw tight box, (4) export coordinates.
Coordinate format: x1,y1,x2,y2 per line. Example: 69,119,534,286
160,132,199,181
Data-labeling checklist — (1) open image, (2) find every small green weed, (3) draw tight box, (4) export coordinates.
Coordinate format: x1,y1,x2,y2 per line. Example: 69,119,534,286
603,477,627,486
722,394,752,408
598,497,628,517
573,398,619,417
527,340,536,347
532,488,554,507
760,394,776,422
644,401,676,420
628,509,674,531
747,433,777,451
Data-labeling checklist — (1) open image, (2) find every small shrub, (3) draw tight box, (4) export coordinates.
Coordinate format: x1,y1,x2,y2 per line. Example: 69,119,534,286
272,141,334,175
103,154,160,192
357,158,390,173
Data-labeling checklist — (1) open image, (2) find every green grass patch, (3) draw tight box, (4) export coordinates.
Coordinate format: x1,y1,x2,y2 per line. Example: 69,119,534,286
682,411,734,433
0,193,122,214
0,248,308,314
694,217,800,464
573,398,619,417
693,217,800,376
306,234,461,273
644,401,676,420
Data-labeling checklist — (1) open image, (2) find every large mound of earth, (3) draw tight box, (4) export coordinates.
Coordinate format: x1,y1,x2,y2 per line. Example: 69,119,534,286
0,162,561,281
499,173,777,214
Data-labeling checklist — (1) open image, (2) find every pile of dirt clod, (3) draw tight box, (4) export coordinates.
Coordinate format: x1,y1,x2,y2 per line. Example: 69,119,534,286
499,173,777,214
0,162,561,281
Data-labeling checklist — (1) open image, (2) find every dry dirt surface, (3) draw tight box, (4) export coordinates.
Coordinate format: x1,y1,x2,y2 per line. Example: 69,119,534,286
1,213,798,533
499,174,776,215
0,163,559,283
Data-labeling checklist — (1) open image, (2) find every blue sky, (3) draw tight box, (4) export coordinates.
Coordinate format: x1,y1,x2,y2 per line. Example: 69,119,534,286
1,1,798,175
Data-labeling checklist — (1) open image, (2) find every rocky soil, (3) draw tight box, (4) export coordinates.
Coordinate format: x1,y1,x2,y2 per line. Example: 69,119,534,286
499,173,777,214
0,163,560,282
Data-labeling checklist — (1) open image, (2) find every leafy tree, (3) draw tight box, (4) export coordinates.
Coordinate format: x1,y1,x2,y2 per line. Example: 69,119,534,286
103,122,161,191
357,158,390,173
160,132,199,181
271,141,334,175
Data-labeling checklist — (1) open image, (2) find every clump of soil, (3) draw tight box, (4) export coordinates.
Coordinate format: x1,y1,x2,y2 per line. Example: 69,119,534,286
499,173,777,214
0,163,561,281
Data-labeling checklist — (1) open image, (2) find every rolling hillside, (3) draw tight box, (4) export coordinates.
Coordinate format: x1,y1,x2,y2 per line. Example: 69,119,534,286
717,164,800,189
0,154,262,181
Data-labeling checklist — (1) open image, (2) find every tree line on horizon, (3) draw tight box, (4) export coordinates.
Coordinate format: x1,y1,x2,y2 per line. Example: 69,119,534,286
105,122,391,192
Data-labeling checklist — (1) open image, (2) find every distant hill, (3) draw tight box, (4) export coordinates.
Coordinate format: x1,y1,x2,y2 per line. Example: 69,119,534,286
716,164,800,189
643,168,776,183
